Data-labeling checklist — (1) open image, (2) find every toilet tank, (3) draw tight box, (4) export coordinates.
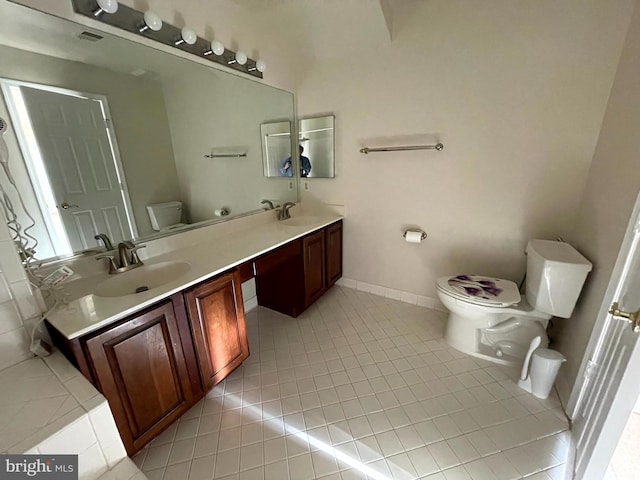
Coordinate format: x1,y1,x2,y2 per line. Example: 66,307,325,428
525,239,593,318
146,201,183,231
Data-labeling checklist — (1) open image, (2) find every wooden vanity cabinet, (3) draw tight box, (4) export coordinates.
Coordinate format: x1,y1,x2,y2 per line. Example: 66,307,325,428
255,220,343,317
184,270,249,390
84,300,201,455
325,220,343,287
48,270,250,456
254,240,306,317
303,229,326,306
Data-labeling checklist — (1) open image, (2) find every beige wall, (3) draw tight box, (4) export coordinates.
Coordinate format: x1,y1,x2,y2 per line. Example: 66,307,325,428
555,0,640,401
0,44,181,242
296,0,633,302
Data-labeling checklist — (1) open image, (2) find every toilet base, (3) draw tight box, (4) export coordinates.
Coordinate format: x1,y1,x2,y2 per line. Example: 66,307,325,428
444,311,549,367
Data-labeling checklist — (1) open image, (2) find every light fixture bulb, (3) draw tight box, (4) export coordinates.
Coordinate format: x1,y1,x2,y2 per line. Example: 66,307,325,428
235,51,247,65
93,0,118,16
176,27,197,45
205,40,225,56
211,40,225,56
248,59,266,73
139,11,162,32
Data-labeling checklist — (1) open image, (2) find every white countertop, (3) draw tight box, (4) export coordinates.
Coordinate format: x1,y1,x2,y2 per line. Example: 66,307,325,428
47,214,343,340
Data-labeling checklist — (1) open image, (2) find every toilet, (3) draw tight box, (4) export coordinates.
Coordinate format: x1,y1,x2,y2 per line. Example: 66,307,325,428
146,201,187,232
436,239,592,366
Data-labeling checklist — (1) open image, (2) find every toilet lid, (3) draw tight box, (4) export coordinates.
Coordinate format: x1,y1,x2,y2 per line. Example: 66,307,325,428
437,275,521,307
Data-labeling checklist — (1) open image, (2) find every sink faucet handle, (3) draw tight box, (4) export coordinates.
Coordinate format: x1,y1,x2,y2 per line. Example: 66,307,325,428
129,244,146,265
95,254,118,274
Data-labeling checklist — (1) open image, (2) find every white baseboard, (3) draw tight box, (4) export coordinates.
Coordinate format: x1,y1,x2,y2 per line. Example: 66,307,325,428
244,296,258,312
336,277,446,312
555,370,573,417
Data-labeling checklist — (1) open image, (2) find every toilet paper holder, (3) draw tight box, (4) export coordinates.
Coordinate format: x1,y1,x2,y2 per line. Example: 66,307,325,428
403,230,427,240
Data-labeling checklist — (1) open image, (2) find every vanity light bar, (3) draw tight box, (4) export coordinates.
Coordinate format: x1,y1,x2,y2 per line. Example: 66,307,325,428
71,0,264,79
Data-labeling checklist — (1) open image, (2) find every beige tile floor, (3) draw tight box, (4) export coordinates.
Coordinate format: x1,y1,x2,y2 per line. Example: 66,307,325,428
133,286,571,480
605,410,640,479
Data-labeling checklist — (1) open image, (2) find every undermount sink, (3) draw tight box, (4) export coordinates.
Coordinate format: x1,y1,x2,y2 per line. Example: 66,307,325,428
280,216,321,227
94,261,191,298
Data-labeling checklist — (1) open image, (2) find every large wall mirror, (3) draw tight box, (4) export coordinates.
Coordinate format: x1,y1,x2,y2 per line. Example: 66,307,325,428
0,2,296,262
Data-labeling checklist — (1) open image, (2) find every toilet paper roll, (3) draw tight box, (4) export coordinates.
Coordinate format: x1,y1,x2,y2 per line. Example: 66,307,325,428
405,230,424,244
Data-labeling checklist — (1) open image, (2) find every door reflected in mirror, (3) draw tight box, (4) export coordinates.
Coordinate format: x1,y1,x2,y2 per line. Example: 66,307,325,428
1,80,137,258
299,115,335,179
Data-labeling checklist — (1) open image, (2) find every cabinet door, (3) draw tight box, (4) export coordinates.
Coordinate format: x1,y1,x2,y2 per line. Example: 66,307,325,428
303,229,326,306
185,271,249,390
326,221,343,287
254,240,305,317
85,301,197,455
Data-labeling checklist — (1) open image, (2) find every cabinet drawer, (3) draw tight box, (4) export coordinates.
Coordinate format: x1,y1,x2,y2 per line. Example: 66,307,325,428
254,240,301,275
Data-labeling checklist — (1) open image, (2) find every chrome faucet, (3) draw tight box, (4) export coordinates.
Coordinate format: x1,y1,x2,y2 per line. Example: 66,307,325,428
94,233,114,251
277,202,296,220
96,241,146,274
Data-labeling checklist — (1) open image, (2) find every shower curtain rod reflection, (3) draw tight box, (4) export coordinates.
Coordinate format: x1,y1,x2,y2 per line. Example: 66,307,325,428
359,143,444,154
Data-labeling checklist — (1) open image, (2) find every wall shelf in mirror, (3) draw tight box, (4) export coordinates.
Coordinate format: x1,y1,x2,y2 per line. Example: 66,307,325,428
204,153,248,159
70,0,265,78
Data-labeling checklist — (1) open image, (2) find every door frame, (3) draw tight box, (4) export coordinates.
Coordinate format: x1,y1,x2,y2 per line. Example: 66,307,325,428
567,191,640,478
0,78,139,251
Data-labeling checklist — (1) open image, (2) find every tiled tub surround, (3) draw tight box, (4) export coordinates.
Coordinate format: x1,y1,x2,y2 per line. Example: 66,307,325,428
47,209,344,340
0,218,43,371
133,287,570,480
0,351,146,479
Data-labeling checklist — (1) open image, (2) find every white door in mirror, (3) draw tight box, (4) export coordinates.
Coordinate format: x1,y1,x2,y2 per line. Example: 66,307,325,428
19,86,135,254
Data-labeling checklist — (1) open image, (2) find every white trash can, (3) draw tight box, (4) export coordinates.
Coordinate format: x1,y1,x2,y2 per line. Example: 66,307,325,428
529,348,566,399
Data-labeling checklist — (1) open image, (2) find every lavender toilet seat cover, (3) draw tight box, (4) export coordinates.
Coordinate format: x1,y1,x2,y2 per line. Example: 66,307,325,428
446,274,521,307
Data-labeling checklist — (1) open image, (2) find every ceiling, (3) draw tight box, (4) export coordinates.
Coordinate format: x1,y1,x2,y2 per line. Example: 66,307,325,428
0,0,424,90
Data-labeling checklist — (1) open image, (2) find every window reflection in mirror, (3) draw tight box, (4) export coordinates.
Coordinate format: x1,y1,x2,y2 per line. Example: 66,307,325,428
0,1,296,263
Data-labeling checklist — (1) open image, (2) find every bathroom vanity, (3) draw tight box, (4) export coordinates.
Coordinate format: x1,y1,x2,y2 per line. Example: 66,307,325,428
45,214,342,455
255,221,343,317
